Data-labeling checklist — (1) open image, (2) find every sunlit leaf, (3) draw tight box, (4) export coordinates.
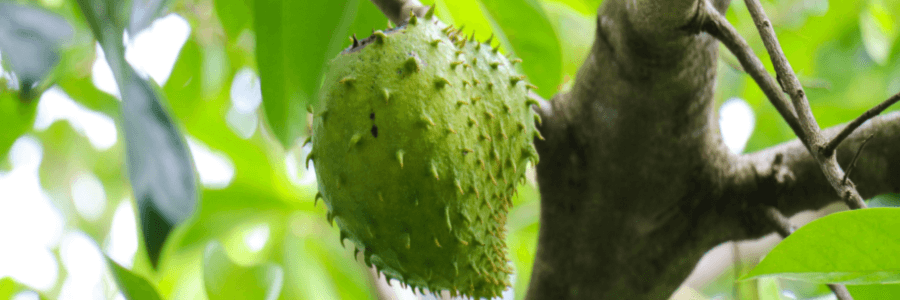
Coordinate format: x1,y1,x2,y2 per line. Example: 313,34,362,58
541,1,593,80
203,242,284,300
106,256,165,300
253,0,356,148
743,208,900,285
847,283,900,299
860,0,898,65
479,0,562,98
0,3,73,99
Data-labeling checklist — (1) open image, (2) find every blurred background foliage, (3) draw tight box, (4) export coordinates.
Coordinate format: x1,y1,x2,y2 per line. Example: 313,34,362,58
0,0,898,299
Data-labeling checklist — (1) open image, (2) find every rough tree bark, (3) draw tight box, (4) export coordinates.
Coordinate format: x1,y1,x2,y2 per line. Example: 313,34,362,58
371,0,900,299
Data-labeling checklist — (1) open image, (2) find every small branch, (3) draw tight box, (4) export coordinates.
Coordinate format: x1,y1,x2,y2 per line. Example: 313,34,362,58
762,206,794,237
761,206,854,300
369,0,428,26
822,92,900,157
743,0,822,146
830,285,855,300
842,134,874,185
698,2,806,143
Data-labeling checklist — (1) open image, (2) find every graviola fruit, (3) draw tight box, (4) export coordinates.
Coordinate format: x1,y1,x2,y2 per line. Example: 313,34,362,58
309,10,540,299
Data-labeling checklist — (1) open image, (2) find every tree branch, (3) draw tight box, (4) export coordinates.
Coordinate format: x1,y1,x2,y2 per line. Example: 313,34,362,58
738,111,900,217
743,0,821,147
823,92,900,156
368,0,428,26
698,1,805,142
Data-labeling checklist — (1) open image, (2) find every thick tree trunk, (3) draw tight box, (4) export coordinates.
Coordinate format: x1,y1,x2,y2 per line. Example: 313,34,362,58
526,0,900,299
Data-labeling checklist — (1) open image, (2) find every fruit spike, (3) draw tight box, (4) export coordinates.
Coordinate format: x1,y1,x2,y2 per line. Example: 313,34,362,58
434,77,451,88
311,17,537,299
404,57,419,72
408,11,418,25
373,30,387,43
350,34,359,48
424,5,435,19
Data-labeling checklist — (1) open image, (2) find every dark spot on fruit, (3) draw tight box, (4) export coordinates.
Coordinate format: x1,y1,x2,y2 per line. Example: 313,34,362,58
371,125,378,137
370,112,375,120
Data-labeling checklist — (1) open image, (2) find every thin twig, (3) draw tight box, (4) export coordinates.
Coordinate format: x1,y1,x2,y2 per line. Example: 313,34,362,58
762,206,854,300
842,134,875,185
698,2,806,144
743,0,822,147
823,92,900,157
735,0,871,210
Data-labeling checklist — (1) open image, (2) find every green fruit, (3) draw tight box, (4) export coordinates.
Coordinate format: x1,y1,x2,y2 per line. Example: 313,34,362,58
309,10,540,299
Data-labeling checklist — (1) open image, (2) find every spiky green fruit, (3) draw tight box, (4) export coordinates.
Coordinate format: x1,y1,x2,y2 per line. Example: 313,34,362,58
310,12,539,299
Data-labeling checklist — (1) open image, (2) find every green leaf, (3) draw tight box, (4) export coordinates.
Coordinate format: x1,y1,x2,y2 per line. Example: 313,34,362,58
860,0,898,65
203,243,284,300
0,91,37,159
541,1,594,81
0,3,73,99
743,208,900,285
106,256,165,300
213,0,252,41
478,0,562,98
435,0,495,42
253,0,356,148
76,0,200,267
847,283,900,299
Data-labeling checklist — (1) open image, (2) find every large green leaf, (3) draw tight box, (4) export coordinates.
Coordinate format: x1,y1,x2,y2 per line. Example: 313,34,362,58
743,208,900,285
106,256,165,300
478,0,562,98
76,0,199,267
253,0,356,148
203,243,284,300
847,283,900,299
0,3,73,99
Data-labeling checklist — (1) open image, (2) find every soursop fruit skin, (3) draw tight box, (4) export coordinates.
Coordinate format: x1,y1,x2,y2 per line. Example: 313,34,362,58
309,13,540,299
